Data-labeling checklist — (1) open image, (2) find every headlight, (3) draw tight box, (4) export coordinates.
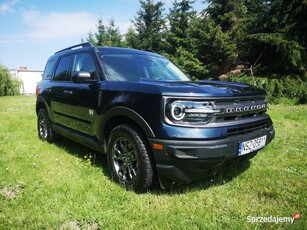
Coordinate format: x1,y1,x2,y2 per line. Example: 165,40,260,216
170,101,186,120
165,99,220,126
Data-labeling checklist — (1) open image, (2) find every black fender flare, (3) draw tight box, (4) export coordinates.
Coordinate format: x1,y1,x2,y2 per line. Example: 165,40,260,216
36,95,49,114
99,106,155,140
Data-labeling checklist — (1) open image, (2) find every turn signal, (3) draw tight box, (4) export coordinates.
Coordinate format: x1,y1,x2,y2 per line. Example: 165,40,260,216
153,143,164,151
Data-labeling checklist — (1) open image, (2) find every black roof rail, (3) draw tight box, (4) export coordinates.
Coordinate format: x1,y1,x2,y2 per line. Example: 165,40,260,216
55,42,94,54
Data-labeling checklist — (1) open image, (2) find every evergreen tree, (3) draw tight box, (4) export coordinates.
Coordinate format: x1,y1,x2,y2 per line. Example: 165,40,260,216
164,0,207,79
167,0,196,53
125,27,140,48
279,0,306,49
188,14,237,77
131,0,166,51
85,18,124,47
205,0,307,74
206,0,247,34
91,17,108,46
167,47,208,80
245,0,306,73
206,0,247,57
106,19,123,47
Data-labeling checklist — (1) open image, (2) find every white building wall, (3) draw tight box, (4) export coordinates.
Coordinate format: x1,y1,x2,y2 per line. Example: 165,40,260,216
10,70,43,94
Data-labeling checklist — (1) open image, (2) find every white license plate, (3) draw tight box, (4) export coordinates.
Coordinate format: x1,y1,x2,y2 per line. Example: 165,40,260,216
238,135,267,156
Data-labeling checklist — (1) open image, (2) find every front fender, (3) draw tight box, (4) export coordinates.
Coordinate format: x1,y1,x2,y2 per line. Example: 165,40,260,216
98,106,155,139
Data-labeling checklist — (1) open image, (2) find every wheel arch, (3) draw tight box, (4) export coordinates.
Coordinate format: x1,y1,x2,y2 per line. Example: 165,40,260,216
36,96,49,115
99,107,155,150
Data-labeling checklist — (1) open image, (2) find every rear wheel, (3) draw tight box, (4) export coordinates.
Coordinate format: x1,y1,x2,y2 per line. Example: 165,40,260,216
37,108,55,143
107,124,155,193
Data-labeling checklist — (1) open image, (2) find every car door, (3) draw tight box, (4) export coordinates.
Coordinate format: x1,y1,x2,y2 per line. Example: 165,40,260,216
49,55,74,128
66,52,101,136
50,52,101,136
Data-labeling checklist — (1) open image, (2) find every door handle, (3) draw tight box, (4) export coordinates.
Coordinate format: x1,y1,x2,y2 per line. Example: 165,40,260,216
63,90,73,95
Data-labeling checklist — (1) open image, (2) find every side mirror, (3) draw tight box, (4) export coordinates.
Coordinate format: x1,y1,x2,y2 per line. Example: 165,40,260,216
72,71,95,83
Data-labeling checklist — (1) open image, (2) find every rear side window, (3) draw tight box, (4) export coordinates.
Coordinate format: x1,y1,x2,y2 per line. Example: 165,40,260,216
43,60,55,80
53,56,72,81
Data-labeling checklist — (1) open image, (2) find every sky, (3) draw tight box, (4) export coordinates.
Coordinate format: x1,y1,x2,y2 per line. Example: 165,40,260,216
0,0,205,71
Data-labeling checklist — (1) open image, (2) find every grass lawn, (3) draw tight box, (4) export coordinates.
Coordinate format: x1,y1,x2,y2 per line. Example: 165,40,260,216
0,96,306,229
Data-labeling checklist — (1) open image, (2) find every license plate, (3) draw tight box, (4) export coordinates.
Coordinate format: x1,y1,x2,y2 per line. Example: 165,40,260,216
238,135,267,156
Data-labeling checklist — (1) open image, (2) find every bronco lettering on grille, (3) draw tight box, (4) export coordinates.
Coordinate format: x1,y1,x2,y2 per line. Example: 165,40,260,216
225,104,266,114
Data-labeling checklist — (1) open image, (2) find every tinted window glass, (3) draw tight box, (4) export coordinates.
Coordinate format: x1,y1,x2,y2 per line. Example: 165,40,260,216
72,53,97,79
53,56,72,81
43,60,55,80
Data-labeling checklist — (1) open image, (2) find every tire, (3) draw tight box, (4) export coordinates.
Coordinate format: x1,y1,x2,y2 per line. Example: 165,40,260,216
37,108,55,143
107,124,155,193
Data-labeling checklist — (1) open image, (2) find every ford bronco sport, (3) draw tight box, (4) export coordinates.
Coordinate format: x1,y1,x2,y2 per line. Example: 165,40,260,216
36,42,275,192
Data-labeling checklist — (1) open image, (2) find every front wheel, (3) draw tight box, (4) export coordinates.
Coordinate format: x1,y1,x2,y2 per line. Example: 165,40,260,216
107,124,155,193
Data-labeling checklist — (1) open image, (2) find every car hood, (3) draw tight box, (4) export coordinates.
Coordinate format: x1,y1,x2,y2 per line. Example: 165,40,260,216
106,80,266,97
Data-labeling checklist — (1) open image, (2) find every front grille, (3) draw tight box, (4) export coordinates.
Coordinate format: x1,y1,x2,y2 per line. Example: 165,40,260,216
213,96,267,123
227,120,272,137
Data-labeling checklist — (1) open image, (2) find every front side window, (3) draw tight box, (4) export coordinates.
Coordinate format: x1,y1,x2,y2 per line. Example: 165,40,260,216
100,54,190,81
72,53,98,80
53,56,72,81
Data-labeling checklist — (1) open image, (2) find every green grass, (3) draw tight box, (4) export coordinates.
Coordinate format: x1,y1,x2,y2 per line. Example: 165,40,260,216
0,96,306,229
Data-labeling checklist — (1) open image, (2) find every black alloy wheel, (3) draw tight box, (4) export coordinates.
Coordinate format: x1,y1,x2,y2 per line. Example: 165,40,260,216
107,124,155,193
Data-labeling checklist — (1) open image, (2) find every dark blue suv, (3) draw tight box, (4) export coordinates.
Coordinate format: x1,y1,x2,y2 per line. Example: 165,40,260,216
36,42,275,192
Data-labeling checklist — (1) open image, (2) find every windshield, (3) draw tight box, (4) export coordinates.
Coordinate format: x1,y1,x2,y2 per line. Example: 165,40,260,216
100,54,190,81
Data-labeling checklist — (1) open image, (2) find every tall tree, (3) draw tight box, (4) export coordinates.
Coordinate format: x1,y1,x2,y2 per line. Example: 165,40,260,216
85,18,124,47
206,0,247,33
164,0,207,79
188,14,238,77
278,0,307,49
167,0,196,53
106,19,123,47
88,17,107,46
244,0,307,73
166,47,208,80
205,0,248,62
131,0,166,51
125,27,140,48
205,0,307,74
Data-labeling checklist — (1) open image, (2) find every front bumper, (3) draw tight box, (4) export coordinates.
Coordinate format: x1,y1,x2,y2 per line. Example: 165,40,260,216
148,126,275,186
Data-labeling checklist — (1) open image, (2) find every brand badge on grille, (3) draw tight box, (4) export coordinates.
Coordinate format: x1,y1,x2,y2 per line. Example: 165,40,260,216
225,104,266,114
